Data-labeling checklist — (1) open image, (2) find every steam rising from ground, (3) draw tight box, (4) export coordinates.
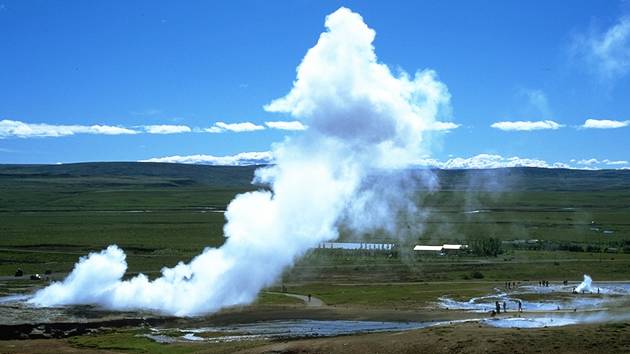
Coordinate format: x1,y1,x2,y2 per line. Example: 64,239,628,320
575,274,594,293
29,7,451,316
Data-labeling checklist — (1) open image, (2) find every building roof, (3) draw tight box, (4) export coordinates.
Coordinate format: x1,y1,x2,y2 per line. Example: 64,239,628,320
442,244,467,250
413,244,468,251
413,245,444,251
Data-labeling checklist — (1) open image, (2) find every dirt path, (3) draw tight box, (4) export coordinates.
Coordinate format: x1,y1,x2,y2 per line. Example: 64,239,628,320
267,292,326,307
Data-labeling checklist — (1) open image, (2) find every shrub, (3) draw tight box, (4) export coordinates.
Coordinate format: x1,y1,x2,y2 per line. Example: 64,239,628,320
467,237,503,257
470,271,484,279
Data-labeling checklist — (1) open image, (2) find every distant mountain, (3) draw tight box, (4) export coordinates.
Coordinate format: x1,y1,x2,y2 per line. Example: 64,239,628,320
0,162,629,191
0,162,261,189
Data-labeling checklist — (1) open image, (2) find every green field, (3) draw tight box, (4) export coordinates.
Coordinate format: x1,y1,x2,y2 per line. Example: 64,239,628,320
1,162,629,293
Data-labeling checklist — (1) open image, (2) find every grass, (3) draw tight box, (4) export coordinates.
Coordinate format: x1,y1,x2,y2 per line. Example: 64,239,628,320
68,330,200,354
67,329,267,353
285,282,496,308
0,164,249,276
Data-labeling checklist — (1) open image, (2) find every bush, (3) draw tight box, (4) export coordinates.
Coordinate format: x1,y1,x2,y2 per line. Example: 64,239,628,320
586,245,601,253
559,243,584,252
467,237,503,257
470,271,484,279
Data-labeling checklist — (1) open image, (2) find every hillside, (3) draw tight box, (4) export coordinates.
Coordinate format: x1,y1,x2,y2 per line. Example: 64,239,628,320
1,162,629,191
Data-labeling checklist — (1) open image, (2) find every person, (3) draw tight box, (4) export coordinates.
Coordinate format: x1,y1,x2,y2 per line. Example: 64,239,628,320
597,288,600,294
518,300,523,313
503,301,507,313
308,294,312,302
495,301,501,314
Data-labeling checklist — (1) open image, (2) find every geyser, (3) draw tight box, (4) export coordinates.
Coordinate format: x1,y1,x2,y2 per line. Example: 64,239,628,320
575,274,594,293
29,7,452,316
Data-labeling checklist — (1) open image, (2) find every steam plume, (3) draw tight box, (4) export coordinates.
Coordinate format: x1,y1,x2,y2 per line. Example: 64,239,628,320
575,274,594,293
29,7,451,316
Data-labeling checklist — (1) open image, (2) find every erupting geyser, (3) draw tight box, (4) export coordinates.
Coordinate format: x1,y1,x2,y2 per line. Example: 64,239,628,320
28,7,452,316
575,274,594,293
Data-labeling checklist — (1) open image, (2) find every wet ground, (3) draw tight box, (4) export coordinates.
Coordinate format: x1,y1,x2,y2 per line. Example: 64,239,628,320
439,278,630,313
145,319,440,343
1,276,630,342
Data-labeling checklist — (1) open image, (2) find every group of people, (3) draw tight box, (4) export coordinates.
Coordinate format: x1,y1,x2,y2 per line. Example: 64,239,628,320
539,280,551,287
505,281,519,289
490,299,523,317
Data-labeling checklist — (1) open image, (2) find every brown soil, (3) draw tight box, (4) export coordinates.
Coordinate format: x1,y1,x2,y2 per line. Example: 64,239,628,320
238,321,630,354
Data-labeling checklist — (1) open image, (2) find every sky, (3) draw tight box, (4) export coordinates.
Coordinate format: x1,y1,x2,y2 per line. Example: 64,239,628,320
0,0,629,169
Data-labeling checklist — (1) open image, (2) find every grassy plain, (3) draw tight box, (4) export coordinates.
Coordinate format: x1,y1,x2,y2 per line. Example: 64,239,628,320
0,162,629,300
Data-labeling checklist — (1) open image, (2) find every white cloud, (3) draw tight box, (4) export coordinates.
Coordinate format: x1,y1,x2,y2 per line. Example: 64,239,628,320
581,118,629,129
435,154,560,169
572,16,630,79
426,154,627,170
143,125,192,134
604,159,628,165
490,120,563,131
264,121,307,131
204,126,223,133
205,121,265,133
576,158,628,166
0,119,139,138
428,121,460,131
576,158,599,165
142,150,629,170
140,151,273,165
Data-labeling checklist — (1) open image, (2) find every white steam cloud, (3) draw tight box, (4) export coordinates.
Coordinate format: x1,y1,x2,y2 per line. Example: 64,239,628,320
29,7,450,316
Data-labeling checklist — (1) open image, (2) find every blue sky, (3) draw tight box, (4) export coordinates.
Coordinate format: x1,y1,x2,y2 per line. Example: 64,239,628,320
0,1,629,168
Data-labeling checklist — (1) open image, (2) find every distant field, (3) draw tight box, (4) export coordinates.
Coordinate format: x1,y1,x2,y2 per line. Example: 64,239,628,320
0,162,629,281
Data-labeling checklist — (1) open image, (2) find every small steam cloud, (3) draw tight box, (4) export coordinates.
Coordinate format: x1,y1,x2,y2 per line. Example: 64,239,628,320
575,274,594,293
29,7,451,316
